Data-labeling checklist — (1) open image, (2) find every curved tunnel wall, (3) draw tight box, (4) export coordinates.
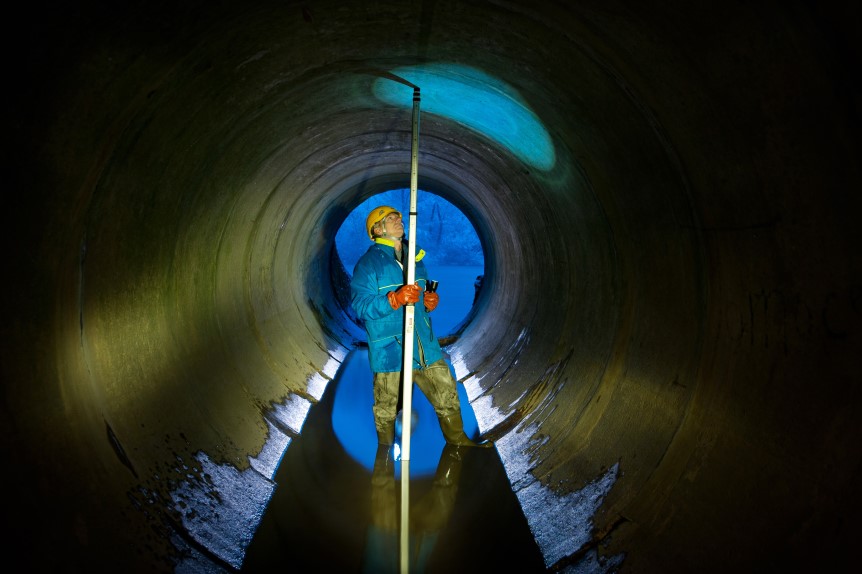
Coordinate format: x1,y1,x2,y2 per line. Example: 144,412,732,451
3,1,860,572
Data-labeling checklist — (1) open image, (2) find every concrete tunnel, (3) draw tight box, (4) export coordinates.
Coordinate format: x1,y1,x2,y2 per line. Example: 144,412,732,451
3,0,860,572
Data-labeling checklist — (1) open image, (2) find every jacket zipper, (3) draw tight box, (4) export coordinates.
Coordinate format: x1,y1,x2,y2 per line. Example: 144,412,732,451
417,333,426,368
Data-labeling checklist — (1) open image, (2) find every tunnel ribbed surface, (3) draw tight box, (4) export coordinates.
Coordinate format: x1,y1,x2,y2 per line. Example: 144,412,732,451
3,1,860,572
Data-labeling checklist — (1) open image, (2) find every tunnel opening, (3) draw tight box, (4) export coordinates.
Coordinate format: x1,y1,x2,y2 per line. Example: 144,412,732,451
333,187,485,338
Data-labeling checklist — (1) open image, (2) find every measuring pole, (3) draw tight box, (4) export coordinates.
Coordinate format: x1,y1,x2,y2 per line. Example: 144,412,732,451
401,86,420,462
400,86,420,574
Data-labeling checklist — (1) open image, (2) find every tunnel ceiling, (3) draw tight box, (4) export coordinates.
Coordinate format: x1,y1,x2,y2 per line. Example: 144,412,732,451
3,1,861,573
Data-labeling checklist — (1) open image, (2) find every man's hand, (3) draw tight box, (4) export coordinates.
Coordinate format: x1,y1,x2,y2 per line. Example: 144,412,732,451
424,291,439,312
387,283,421,310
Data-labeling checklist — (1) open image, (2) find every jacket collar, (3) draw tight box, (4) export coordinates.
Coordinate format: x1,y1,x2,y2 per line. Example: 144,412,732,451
373,238,426,262
374,238,399,248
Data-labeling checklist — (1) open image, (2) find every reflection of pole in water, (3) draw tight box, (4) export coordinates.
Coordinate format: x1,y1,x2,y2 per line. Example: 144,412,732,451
400,459,411,574
363,444,467,574
363,444,398,574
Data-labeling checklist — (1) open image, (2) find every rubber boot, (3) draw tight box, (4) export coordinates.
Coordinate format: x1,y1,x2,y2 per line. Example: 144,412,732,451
371,444,396,487
438,414,494,448
377,420,395,445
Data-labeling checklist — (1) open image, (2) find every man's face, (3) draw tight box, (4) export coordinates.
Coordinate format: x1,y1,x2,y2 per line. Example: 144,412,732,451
379,212,404,238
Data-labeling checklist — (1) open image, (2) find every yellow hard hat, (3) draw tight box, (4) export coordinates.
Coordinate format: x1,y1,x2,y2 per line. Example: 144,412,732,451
365,205,401,240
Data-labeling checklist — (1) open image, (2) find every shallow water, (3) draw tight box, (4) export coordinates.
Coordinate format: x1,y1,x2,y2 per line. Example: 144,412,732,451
240,365,546,573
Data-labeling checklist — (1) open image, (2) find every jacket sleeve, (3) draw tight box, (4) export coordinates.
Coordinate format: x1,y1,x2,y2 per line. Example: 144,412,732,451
350,255,400,321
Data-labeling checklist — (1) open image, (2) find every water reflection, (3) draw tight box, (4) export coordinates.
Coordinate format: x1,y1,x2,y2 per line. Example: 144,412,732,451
363,444,467,574
241,360,546,573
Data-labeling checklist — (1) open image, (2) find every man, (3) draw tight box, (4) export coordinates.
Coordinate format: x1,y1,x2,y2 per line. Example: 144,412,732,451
350,205,492,448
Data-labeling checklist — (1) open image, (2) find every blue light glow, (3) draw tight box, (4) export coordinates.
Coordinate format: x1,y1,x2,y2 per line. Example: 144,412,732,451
373,63,555,171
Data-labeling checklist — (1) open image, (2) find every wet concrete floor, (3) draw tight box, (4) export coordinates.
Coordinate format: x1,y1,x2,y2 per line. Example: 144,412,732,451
240,362,547,573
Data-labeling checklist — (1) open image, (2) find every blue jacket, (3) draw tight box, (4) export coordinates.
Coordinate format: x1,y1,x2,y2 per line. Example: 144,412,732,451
350,239,443,373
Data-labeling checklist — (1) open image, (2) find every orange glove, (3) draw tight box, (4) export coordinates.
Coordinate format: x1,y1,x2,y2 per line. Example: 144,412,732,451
387,283,421,310
423,291,439,312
